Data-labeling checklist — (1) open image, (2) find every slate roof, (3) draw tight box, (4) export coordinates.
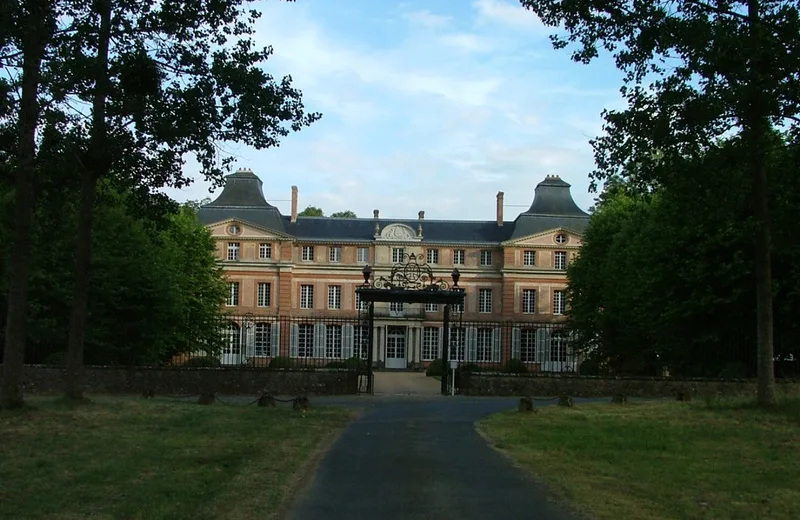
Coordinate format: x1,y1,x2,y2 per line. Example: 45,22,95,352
197,170,590,244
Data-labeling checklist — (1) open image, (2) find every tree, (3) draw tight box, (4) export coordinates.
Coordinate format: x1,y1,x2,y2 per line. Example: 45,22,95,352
330,210,357,218
45,0,320,400
0,0,56,409
298,205,324,217
520,0,800,406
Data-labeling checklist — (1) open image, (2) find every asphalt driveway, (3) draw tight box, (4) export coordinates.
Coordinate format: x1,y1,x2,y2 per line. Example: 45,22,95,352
285,396,583,520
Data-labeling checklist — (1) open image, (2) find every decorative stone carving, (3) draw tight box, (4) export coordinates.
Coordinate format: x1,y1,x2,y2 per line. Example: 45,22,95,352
376,223,422,241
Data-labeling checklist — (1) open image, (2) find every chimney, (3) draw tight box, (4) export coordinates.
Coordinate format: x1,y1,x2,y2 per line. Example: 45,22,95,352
496,191,504,226
373,209,380,235
290,186,298,222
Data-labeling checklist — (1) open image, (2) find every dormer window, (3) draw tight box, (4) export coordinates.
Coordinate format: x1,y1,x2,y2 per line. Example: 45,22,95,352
555,233,568,245
227,224,241,235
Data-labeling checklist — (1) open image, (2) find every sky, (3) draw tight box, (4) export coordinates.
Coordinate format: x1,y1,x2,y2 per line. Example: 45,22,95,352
163,0,628,221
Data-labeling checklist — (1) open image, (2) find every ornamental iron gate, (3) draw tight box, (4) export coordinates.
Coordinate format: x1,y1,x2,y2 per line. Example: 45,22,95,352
356,253,465,395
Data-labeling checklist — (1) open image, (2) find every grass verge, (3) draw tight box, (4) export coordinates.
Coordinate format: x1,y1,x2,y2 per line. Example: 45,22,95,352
0,396,355,520
477,397,800,520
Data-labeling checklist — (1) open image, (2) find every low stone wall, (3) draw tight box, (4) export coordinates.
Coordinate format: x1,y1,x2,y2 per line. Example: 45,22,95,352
461,372,800,398
3,365,359,396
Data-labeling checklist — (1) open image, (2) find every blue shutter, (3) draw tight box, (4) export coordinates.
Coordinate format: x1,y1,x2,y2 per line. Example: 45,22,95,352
492,327,502,363
466,327,478,362
270,322,281,357
289,323,299,358
511,327,521,359
313,323,327,358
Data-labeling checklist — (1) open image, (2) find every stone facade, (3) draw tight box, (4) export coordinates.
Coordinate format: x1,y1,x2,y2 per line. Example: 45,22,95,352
461,372,800,398
4,365,358,396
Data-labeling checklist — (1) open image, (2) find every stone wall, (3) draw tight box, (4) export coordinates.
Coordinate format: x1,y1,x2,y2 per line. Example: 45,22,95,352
461,372,800,398
2,365,359,396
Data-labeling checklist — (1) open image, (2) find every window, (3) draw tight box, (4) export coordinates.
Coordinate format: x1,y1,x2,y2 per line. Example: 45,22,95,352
453,249,465,265
550,330,568,362
257,282,271,307
259,243,272,259
326,325,343,358
328,285,341,310
478,289,492,313
480,250,492,266
452,288,465,313
354,325,369,359
392,247,404,263
554,251,567,270
329,246,342,263
520,328,536,362
223,322,241,356
355,292,368,311
476,328,493,362
298,324,314,357
426,248,439,264
390,301,404,313
522,289,536,314
553,290,566,315
523,250,536,266
425,303,439,312
357,247,369,263
254,323,271,356
300,285,314,309
449,328,465,361
302,246,315,261
227,242,240,261
422,327,440,361
227,224,240,235
555,233,568,245
226,282,239,306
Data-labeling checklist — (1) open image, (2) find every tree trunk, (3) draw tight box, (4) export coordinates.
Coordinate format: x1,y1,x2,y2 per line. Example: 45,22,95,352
0,1,51,410
65,0,112,400
746,0,776,407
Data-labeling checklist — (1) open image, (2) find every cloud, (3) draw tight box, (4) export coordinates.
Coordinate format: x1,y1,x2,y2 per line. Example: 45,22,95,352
403,9,451,29
473,0,548,31
166,0,626,221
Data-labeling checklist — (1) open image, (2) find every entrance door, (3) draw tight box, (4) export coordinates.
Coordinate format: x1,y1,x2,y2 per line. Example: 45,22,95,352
221,322,242,365
385,326,407,369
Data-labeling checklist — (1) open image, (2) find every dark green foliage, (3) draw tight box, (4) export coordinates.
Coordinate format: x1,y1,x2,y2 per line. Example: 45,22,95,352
501,359,528,374
324,361,347,369
459,363,482,373
330,210,356,218
269,356,296,369
342,357,366,371
298,206,324,217
426,358,444,377
567,137,800,378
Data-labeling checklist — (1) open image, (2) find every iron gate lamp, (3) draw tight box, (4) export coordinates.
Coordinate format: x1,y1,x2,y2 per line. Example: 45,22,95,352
451,268,461,288
362,264,372,285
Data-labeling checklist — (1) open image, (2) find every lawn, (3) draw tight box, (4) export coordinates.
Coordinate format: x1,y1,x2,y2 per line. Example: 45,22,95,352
478,397,800,520
0,396,355,520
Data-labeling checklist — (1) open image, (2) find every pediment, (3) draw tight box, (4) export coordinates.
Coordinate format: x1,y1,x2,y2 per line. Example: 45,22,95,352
207,218,291,240
503,228,582,247
376,223,422,242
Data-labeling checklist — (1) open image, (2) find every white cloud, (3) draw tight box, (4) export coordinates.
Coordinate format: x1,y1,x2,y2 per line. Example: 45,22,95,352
472,0,548,31
403,9,451,29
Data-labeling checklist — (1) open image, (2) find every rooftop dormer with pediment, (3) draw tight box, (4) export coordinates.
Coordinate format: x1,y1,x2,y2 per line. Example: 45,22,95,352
507,174,590,241
197,168,287,235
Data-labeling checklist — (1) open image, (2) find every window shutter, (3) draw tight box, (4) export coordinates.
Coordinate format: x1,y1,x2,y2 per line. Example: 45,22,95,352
466,327,478,362
314,323,327,358
437,327,443,359
535,328,550,364
271,322,281,357
342,324,354,359
492,327,502,363
245,325,255,359
511,327,521,359
289,323,299,358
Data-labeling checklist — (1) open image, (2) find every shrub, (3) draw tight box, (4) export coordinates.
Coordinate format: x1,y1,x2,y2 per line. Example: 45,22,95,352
426,358,444,377
342,356,367,371
42,351,68,366
325,361,347,369
502,359,528,374
182,356,221,367
269,356,296,369
459,363,482,373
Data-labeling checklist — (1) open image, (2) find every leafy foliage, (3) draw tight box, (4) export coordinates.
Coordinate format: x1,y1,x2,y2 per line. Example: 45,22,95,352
567,136,800,378
330,210,357,218
298,205,324,217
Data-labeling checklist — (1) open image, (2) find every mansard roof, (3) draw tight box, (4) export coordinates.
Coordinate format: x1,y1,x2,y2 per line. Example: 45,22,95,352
197,170,590,243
